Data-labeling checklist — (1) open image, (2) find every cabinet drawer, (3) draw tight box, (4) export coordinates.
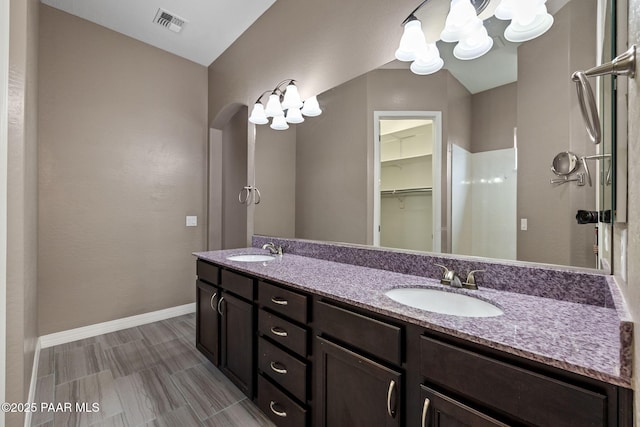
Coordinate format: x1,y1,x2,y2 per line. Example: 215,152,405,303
259,281,308,324
196,260,220,285
420,336,607,427
258,375,307,427
315,300,402,365
259,309,307,357
420,385,509,427
259,337,308,402
221,269,255,301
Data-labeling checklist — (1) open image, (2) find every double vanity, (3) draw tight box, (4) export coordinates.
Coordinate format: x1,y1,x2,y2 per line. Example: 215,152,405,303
194,236,633,427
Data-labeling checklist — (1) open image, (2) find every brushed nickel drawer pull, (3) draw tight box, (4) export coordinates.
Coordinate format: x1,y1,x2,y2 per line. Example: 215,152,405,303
421,397,430,427
387,380,396,418
270,361,288,375
210,292,217,311
269,401,287,418
270,326,288,337
217,297,225,316
271,296,289,306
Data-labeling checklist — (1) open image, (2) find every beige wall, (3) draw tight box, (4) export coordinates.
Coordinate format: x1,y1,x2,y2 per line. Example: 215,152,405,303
254,125,296,238
516,0,597,268
295,75,369,243
207,0,419,124
618,0,640,420
6,0,39,424
38,5,208,334
221,107,249,249
471,82,517,153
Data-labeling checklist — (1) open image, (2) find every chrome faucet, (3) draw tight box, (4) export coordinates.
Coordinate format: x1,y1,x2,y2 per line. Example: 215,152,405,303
434,264,484,290
262,242,283,256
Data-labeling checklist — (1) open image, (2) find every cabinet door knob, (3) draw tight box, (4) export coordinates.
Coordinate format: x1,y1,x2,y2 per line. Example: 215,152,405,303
269,401,287,418
270,361,288,375
217,296,225,316
270,326,288,337
421,397,431,427
210,292,217,311
387,380,397,418
271,296,288,306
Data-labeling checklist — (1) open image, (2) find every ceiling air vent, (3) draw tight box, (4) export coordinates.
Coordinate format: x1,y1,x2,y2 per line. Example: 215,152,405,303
153,8,186,33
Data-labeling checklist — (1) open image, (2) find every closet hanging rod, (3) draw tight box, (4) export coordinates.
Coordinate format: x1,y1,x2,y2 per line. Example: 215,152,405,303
381,187,432,196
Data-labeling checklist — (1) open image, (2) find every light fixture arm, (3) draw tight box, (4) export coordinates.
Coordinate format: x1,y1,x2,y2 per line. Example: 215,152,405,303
272,79,297,96
253,90,272,105
400,0,490,25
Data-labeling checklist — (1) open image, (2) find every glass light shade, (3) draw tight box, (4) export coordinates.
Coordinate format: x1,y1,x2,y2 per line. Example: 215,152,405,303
410,43,444,75
281,83,303,110
496,0,552,42
248,102,269,125
301,96,322,117
270,115,289,130
504,11,553,42
440,0,478,43
285,107,305,124
453,24,494,60
264,94,284,117
395,19,425,62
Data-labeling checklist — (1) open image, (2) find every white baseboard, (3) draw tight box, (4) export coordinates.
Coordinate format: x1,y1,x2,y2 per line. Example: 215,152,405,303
39,303,196,349
24,338,41,427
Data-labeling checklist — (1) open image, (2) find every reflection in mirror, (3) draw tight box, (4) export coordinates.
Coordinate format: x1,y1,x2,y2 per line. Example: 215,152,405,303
551,152,579,176
254,0,616,271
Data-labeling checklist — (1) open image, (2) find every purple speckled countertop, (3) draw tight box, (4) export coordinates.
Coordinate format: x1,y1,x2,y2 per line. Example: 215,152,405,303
193,245,632,388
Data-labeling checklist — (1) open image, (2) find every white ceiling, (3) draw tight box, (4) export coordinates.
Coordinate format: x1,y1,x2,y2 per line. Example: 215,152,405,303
40,0,277,66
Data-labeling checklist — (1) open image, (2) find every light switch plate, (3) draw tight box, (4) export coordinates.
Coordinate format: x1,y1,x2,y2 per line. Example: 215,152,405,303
186,216,197,227
520,218,527,231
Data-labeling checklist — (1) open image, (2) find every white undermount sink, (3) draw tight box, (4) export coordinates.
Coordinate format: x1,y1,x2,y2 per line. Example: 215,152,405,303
226,254,276,262
385,287,503,318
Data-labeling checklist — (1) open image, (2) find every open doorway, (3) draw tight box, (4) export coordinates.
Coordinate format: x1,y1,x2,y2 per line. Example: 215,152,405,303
373,112,442,252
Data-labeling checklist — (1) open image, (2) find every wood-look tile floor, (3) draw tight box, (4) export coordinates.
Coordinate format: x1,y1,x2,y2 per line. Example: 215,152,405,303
31,314,276,427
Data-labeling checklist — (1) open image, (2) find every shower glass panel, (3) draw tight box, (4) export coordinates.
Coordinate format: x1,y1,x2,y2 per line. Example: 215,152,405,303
451,144,517,260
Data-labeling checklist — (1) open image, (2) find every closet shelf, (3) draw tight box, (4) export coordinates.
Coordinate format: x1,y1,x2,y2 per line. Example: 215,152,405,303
381,154,432,164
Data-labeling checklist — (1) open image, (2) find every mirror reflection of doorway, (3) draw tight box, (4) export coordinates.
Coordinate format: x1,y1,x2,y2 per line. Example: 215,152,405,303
374,112,442,252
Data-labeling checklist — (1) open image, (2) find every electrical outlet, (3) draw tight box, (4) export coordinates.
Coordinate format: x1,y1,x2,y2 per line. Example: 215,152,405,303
186,216,197,227
520,218,528,231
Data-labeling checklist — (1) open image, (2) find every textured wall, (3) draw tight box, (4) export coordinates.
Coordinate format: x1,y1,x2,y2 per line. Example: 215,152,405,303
618,0,640,420
207,0,419,125
38,5,207,334
254,125,296,239
6,0,39,425
471,82,518,153
516,0,597,268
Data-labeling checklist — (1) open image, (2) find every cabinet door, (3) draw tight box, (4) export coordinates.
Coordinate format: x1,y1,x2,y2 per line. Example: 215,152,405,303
196,280,219,365
315,337,401,427
420,386,509,427
220,291,255,397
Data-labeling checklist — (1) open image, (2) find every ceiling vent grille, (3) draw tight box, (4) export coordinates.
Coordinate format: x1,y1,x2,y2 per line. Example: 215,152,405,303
153,8,186,33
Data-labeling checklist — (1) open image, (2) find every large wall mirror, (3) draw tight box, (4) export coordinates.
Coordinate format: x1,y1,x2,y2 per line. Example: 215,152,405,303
253,0,619,271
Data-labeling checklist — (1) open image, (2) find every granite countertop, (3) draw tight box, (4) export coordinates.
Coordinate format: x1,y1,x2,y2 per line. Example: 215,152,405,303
194,247,632,388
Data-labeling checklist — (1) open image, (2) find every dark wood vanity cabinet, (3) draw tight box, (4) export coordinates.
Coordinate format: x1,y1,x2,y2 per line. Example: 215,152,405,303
256,280,311,426
195,260,256,398
418,333,631,427
196,280,220,365
314,299,404,427
195,259,632,427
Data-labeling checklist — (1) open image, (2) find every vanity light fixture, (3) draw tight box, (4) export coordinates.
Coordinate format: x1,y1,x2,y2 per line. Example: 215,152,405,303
396,0,553,75
248,79,322,130
494,0,554,43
